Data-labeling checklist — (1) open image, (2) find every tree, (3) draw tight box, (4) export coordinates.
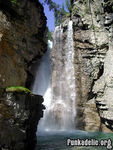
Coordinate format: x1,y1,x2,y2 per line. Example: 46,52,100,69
42,0,71,26
43,0,59,11
54,4,67,25
43,0,61,25
47,28,52,41
65,0,72,15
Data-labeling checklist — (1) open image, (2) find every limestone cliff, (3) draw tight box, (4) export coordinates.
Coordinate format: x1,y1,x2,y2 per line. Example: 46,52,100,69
0,0,47,93
72,0,113,132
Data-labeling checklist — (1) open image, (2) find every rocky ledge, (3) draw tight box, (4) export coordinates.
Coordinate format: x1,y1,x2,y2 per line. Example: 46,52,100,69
0,92,45,150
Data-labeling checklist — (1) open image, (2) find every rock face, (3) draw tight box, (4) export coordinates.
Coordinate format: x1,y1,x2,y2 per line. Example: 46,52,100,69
0,0,47,92
0,92,45,150
72,0,113,132
0,0,47,149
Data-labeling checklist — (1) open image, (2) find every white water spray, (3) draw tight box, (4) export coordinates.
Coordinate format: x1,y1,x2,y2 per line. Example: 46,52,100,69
36,20,76,131
32,40,52,95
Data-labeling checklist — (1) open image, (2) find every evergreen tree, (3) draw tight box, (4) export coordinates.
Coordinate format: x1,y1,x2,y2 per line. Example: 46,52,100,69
65,0,72,15
43,0,61,25
47,28,52,41
42,0,71,26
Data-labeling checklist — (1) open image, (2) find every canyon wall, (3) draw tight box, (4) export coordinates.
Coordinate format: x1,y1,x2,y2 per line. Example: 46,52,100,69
0,0,47,149
0,0,47,93
0,92,45,150
72,0,113,132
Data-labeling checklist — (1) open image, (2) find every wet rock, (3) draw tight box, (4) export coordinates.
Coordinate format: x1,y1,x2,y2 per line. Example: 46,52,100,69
0,92,45,150
0,0,47,91
0,0,47,149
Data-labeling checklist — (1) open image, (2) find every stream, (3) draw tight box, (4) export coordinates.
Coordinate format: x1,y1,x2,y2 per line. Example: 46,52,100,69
35,130,113,150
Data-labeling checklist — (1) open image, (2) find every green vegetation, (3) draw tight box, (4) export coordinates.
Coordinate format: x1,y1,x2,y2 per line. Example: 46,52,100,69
10,0,19,6
89,25,99,31
42,0,72,26
94,6,100,16
47,29,52,41
6,86,32,94
65,0,72,13
72,4,80,14
43,0,61,25
84,0,90,14
55,4,67,25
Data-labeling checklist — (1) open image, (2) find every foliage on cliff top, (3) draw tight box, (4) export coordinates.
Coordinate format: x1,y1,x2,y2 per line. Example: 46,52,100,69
10,0,19,6
65,0,72,12
47,28,52,40
43,0,72,26
6,86,32,94
43,0,65,25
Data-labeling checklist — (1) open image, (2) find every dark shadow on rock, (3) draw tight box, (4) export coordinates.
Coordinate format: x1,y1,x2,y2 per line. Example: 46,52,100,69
0,92,45,150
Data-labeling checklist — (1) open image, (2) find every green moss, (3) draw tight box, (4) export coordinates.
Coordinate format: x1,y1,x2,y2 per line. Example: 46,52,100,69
10,0,19,6
6,86,32,94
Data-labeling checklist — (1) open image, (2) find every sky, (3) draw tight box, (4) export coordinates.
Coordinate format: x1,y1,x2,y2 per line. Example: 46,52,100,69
39,0,66,31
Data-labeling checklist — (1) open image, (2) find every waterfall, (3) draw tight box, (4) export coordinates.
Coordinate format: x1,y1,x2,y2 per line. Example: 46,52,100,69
37,20,76,131
32,40,52,96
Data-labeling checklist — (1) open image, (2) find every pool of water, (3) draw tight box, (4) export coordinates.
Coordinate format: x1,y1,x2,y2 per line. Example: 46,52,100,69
35,130,113,150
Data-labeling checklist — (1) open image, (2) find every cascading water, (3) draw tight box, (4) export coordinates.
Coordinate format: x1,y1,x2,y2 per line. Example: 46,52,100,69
34,21,112,150
32,40,52,96
37,20,76,131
